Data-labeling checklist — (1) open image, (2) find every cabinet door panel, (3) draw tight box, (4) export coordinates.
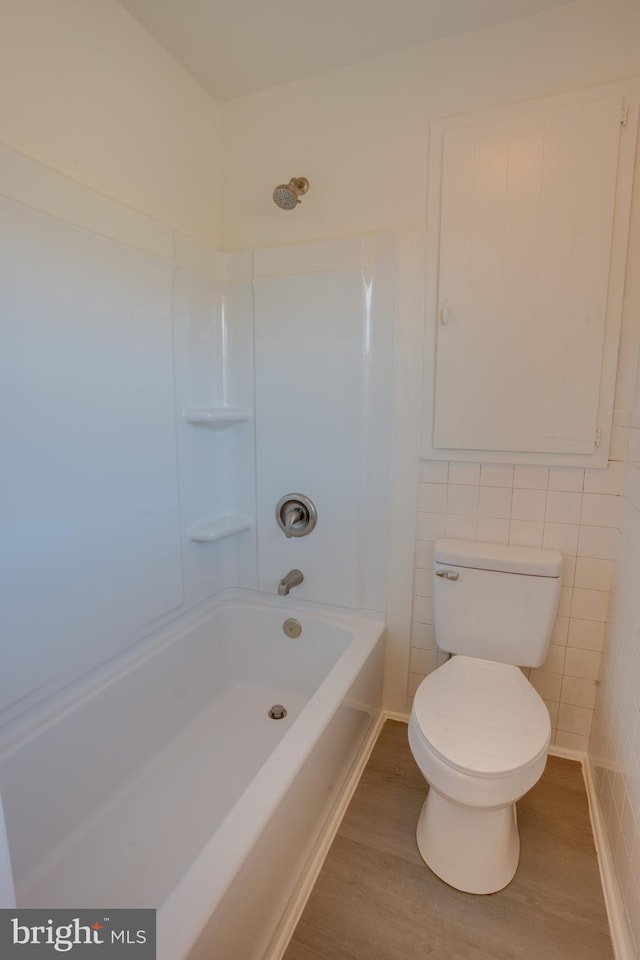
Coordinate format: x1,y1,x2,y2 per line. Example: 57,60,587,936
433,95,623,455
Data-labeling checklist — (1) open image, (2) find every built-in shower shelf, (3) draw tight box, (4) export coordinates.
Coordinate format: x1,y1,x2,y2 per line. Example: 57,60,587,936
183,407,252,429
188,515,252,543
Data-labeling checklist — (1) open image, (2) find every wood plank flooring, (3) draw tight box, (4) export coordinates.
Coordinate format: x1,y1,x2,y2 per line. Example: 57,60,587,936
284,720,613,960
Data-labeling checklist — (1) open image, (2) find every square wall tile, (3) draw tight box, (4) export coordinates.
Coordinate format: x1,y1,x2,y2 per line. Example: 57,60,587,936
414,540,433,569
564,647,602,681
420,460,448,483
571,587,609,622
409,647,437,675
544,699,560,727
548,467,585,492
541,644,566,674
478,486,512,518
448,462,481,485
418,482,447,513
543,522,580,555
563,556,576,587
445,514,478,539
413,568,432,597
411,621,436,650
416,512,446,541
530,669,562,701
551,616,569,645
567,618,606,651
558,586,573,617
476,517,510,544
511,488,547,521
581,493,621,528
413,596,434,624
560,676,598,710
509,520,543,547
514,465,549,489
408,673,427,697
554,730,590,753
557,702,593,737
447,484,479,515
584,461,625,495
545,490,582,525
577,525,619,560
480,464,514,487
575,557,614,591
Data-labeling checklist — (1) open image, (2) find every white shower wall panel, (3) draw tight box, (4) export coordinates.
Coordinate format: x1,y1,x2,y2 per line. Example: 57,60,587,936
253,238,395,611
0,148,258,727
0,194,183,718
172,256,258,609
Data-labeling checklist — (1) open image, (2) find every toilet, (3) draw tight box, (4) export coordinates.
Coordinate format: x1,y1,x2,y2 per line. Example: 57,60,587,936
408,538,563,895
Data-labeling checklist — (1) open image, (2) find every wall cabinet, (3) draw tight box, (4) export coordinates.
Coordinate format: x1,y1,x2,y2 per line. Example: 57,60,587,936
422,81,638,466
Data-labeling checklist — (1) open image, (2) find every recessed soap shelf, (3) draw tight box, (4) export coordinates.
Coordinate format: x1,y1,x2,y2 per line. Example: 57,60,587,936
183,407,252,429
188,515,252,543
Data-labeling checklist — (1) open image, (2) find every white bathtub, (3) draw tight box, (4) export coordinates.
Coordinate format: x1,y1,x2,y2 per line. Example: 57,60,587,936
0,591,385,959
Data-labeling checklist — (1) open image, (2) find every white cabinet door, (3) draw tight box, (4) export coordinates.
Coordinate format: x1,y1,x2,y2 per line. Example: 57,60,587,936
428,88,632,459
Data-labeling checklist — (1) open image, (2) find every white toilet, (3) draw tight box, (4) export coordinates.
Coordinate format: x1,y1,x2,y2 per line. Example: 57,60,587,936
408,538,563,895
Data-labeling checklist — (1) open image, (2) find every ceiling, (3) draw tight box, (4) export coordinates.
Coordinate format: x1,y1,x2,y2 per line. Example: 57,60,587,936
118,0,576,102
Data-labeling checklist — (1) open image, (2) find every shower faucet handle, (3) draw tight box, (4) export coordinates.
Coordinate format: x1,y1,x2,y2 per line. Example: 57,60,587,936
275,494,317,538
283,503,304,538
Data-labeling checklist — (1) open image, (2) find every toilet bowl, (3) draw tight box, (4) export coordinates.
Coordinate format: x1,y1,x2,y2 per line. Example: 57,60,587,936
408,539,562,894
409,655,550,893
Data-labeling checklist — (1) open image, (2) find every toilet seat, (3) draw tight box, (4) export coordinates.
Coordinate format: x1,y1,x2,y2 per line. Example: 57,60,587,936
412,655,550,778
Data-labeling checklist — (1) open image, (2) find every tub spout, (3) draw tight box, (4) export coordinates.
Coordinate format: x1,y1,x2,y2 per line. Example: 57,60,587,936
278,569,304,596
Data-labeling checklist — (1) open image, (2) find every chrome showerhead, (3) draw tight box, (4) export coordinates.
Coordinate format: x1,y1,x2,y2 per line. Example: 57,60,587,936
272,177,309,210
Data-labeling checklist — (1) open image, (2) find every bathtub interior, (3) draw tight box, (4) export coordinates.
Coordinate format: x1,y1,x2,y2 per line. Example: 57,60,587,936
0,597,354,912
182,631,385,960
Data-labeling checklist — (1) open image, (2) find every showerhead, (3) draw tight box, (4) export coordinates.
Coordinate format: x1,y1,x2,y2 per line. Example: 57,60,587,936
272,177,309,210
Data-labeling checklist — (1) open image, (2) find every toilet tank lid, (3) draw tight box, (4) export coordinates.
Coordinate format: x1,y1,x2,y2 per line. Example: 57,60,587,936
434,539,563,577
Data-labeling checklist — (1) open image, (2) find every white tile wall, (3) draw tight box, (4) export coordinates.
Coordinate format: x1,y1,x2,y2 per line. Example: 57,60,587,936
590,415,640,954
409,449,625,749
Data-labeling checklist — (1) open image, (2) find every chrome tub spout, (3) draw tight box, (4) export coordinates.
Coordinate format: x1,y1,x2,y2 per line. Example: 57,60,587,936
278,569,304,596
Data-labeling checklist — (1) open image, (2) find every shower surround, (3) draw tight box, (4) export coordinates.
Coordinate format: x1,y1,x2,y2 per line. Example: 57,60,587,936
0,144,396,958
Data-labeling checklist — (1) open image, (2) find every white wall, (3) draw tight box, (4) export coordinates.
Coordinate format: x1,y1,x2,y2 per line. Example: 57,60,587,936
221,0,640,250
589,130,640,954
220,0,640,727
0,0,221,246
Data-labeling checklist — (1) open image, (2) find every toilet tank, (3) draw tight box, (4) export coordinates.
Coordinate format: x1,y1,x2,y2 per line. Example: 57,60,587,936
433,539,563,667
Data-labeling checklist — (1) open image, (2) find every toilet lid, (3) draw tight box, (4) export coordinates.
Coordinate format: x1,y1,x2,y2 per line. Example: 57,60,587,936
412,656,550,777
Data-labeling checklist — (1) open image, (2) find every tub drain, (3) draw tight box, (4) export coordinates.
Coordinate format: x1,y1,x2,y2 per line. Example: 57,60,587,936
268,704,288,720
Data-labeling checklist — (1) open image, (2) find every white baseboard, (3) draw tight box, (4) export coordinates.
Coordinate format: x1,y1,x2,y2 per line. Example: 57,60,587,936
548,743,587,762
264,709,387,960
383,709,410,723
582,756,635,960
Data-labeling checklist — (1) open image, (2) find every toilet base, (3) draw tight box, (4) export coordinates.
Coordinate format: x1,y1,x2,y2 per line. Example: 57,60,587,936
416,787,520,894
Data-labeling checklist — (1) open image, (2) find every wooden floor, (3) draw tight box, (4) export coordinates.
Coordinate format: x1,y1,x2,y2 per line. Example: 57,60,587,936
284,720,613,960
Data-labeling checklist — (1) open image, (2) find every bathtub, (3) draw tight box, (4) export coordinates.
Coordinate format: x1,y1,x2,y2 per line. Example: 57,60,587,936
0,590,385,960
